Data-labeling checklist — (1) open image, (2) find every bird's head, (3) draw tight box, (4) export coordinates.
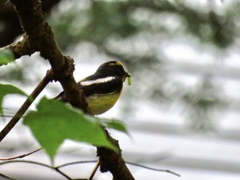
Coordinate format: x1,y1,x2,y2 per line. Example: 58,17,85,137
96,61,131,85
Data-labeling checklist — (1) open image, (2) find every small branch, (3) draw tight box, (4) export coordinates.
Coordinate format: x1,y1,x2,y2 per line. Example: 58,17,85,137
0,160,71,180
0,173,15,180
57,160,180,177
0,159,180,179
0,160,52,169
2,36,36,60
0,71,53,142
53,167,72,180
126,161,181,177
88,160,99,180
56,160,98,169
0,148,42,161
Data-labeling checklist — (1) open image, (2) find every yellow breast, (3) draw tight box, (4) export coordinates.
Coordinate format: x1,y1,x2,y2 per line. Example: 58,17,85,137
86,92,121,115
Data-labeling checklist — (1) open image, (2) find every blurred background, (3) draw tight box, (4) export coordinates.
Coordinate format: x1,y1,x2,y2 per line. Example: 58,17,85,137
1,0,240,179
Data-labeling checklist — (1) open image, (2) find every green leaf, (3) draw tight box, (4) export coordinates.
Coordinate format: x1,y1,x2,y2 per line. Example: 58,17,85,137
0,49,14,65
0,84,28,115
101,118,128,134
23,97,115,160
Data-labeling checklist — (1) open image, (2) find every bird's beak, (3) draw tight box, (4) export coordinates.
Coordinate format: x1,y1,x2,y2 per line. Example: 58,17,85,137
123,72,131,85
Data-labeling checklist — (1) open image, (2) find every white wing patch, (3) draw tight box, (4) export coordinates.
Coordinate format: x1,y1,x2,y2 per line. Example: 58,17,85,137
80,76,115,86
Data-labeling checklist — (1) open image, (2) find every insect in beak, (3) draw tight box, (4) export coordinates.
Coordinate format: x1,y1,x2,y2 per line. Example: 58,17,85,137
125,73,131,85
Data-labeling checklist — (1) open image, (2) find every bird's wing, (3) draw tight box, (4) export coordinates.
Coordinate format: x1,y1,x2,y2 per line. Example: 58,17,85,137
55,76,123,101
79,76,123,97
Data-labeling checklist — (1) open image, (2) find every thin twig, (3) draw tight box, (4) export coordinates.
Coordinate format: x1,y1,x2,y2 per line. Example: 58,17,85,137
54,167,72,180
0,160,52,168
0,148,42,161
0,71,53,142
57,160,180,177
126,161,181,177
56,160,98,169
0,160,71,179
0,173,15,180
88,160,99,180
0,159,180,179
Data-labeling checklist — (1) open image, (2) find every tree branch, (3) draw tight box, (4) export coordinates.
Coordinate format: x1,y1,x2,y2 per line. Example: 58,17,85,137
97,130,135,180
1,0,135,179
0,0,90,140
8,0,90,113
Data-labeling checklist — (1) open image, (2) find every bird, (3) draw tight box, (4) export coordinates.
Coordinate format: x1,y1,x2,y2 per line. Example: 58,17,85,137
55,61,131,115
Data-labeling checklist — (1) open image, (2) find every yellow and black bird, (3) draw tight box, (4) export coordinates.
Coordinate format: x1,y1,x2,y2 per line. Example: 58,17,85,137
55,61,131,115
